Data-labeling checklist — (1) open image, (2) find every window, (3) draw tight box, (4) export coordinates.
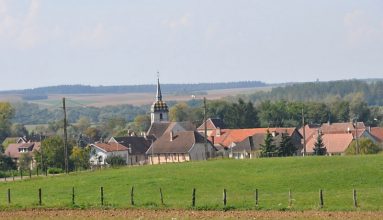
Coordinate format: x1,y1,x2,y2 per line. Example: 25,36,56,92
160,113,163,120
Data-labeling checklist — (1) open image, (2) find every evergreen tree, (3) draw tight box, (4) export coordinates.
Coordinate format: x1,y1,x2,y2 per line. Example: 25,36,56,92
278,133,297,156
260,130,276,157
313,131,326,155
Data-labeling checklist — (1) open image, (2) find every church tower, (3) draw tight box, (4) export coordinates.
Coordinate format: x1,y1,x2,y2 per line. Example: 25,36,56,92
151,77,169,124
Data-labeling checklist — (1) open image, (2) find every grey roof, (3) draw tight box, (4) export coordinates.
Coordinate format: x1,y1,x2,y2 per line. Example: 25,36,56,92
146,131,208,154
147,121,196,139
110,136,151,155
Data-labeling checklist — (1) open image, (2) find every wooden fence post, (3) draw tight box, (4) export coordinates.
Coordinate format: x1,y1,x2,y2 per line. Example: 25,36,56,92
223,188,227,207
38,188,42,206
100,186,104,206
160,188,164,205
289,189,292,207
7,188,11,204
255,189,259,206
130,186,134,206
72,187,75,205
353,189,357,208
319,189,324,208
192,188,196,207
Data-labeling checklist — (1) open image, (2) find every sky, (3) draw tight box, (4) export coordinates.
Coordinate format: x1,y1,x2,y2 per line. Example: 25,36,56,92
0,0,383,91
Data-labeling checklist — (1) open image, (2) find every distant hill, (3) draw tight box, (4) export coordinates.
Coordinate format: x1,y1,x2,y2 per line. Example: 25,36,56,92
0,81,267,97
246,79,383,105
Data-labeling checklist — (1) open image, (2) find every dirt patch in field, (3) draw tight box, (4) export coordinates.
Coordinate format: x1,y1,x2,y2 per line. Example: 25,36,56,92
0,209,382,220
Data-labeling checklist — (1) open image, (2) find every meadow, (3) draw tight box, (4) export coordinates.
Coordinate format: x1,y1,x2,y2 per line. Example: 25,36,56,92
0,155,382,211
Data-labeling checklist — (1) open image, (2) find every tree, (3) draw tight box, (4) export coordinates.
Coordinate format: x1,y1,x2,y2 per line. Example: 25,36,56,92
134,114,151,132
169,102,191,122
313,131,326,155
278,133,297,156
0,102,14,142
35,136,70,170
260,130,276,157
346,138,380,155
10,123,29,138
18,153,32,170
70,146,90,170
75,116,91,133
0,154,16,171
224,99,259,128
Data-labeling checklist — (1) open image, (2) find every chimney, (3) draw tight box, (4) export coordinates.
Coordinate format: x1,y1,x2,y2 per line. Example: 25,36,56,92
216,127,221,137
368,126,371,133
170,130,174,141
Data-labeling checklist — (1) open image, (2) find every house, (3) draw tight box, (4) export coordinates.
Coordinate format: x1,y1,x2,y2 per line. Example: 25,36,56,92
147,121,196,140
304,133,354,155
4,142,41,169
89,142,129,166
146,131,216,164
209,127,302,158
300,122,378,155
197,118,226,136
108,136,151,165
369,127,383,145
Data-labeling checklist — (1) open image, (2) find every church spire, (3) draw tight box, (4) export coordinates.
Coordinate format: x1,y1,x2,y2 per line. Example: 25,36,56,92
156,72,162,101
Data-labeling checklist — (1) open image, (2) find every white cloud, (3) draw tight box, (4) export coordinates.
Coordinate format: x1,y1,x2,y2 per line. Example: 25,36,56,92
344,9,383,47
0,0,41,49
162,14,191,29
70,23,109,49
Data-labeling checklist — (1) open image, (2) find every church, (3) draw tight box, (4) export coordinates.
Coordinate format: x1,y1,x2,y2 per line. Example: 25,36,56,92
146,76,216,164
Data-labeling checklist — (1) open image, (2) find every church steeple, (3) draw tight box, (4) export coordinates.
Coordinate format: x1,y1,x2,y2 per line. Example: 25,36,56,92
156,75,162,101
151,73,169,124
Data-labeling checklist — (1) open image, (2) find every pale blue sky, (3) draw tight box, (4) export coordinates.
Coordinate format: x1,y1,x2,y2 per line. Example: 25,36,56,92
1,0,383,90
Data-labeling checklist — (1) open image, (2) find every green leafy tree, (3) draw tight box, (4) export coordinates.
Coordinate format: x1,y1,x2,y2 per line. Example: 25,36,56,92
278,133,297,156
35,136,72,170
224,98,259,128
313,131,326,155
260,130,276,157
346,138,380,155
0,154,16,171
134,114,151,132
18,153,32,170
169,102,191,122
0,102,14,142
70,146,90,170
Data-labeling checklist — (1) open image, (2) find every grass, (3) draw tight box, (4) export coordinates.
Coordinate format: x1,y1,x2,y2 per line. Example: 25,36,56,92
1,155,383,211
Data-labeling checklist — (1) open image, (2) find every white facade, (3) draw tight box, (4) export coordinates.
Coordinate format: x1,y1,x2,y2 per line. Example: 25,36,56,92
89,145,129,165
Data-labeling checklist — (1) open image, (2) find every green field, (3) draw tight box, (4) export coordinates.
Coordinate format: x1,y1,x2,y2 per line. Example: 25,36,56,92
1,155,383,211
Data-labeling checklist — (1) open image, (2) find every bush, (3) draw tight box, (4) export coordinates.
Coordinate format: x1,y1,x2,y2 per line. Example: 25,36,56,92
346,138,381,155
48,167,64,174
105,155,126,167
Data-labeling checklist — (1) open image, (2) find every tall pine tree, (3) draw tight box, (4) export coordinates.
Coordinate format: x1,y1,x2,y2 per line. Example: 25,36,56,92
260,130,276,157
313,130,327,155
278,133,297,156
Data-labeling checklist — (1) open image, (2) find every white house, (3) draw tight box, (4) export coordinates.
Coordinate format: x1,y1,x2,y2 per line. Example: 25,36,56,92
89,142,129,165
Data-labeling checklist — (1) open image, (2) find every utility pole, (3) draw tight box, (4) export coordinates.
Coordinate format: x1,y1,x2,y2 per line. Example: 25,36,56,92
63,97,69,174
203,97,208,160
302,108,306,156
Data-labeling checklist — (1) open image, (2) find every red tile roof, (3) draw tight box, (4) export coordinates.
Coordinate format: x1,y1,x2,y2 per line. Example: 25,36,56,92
304,133,354,154
92,143,128,152
209,127,298,148
370,127,383,143
5,142,41,159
